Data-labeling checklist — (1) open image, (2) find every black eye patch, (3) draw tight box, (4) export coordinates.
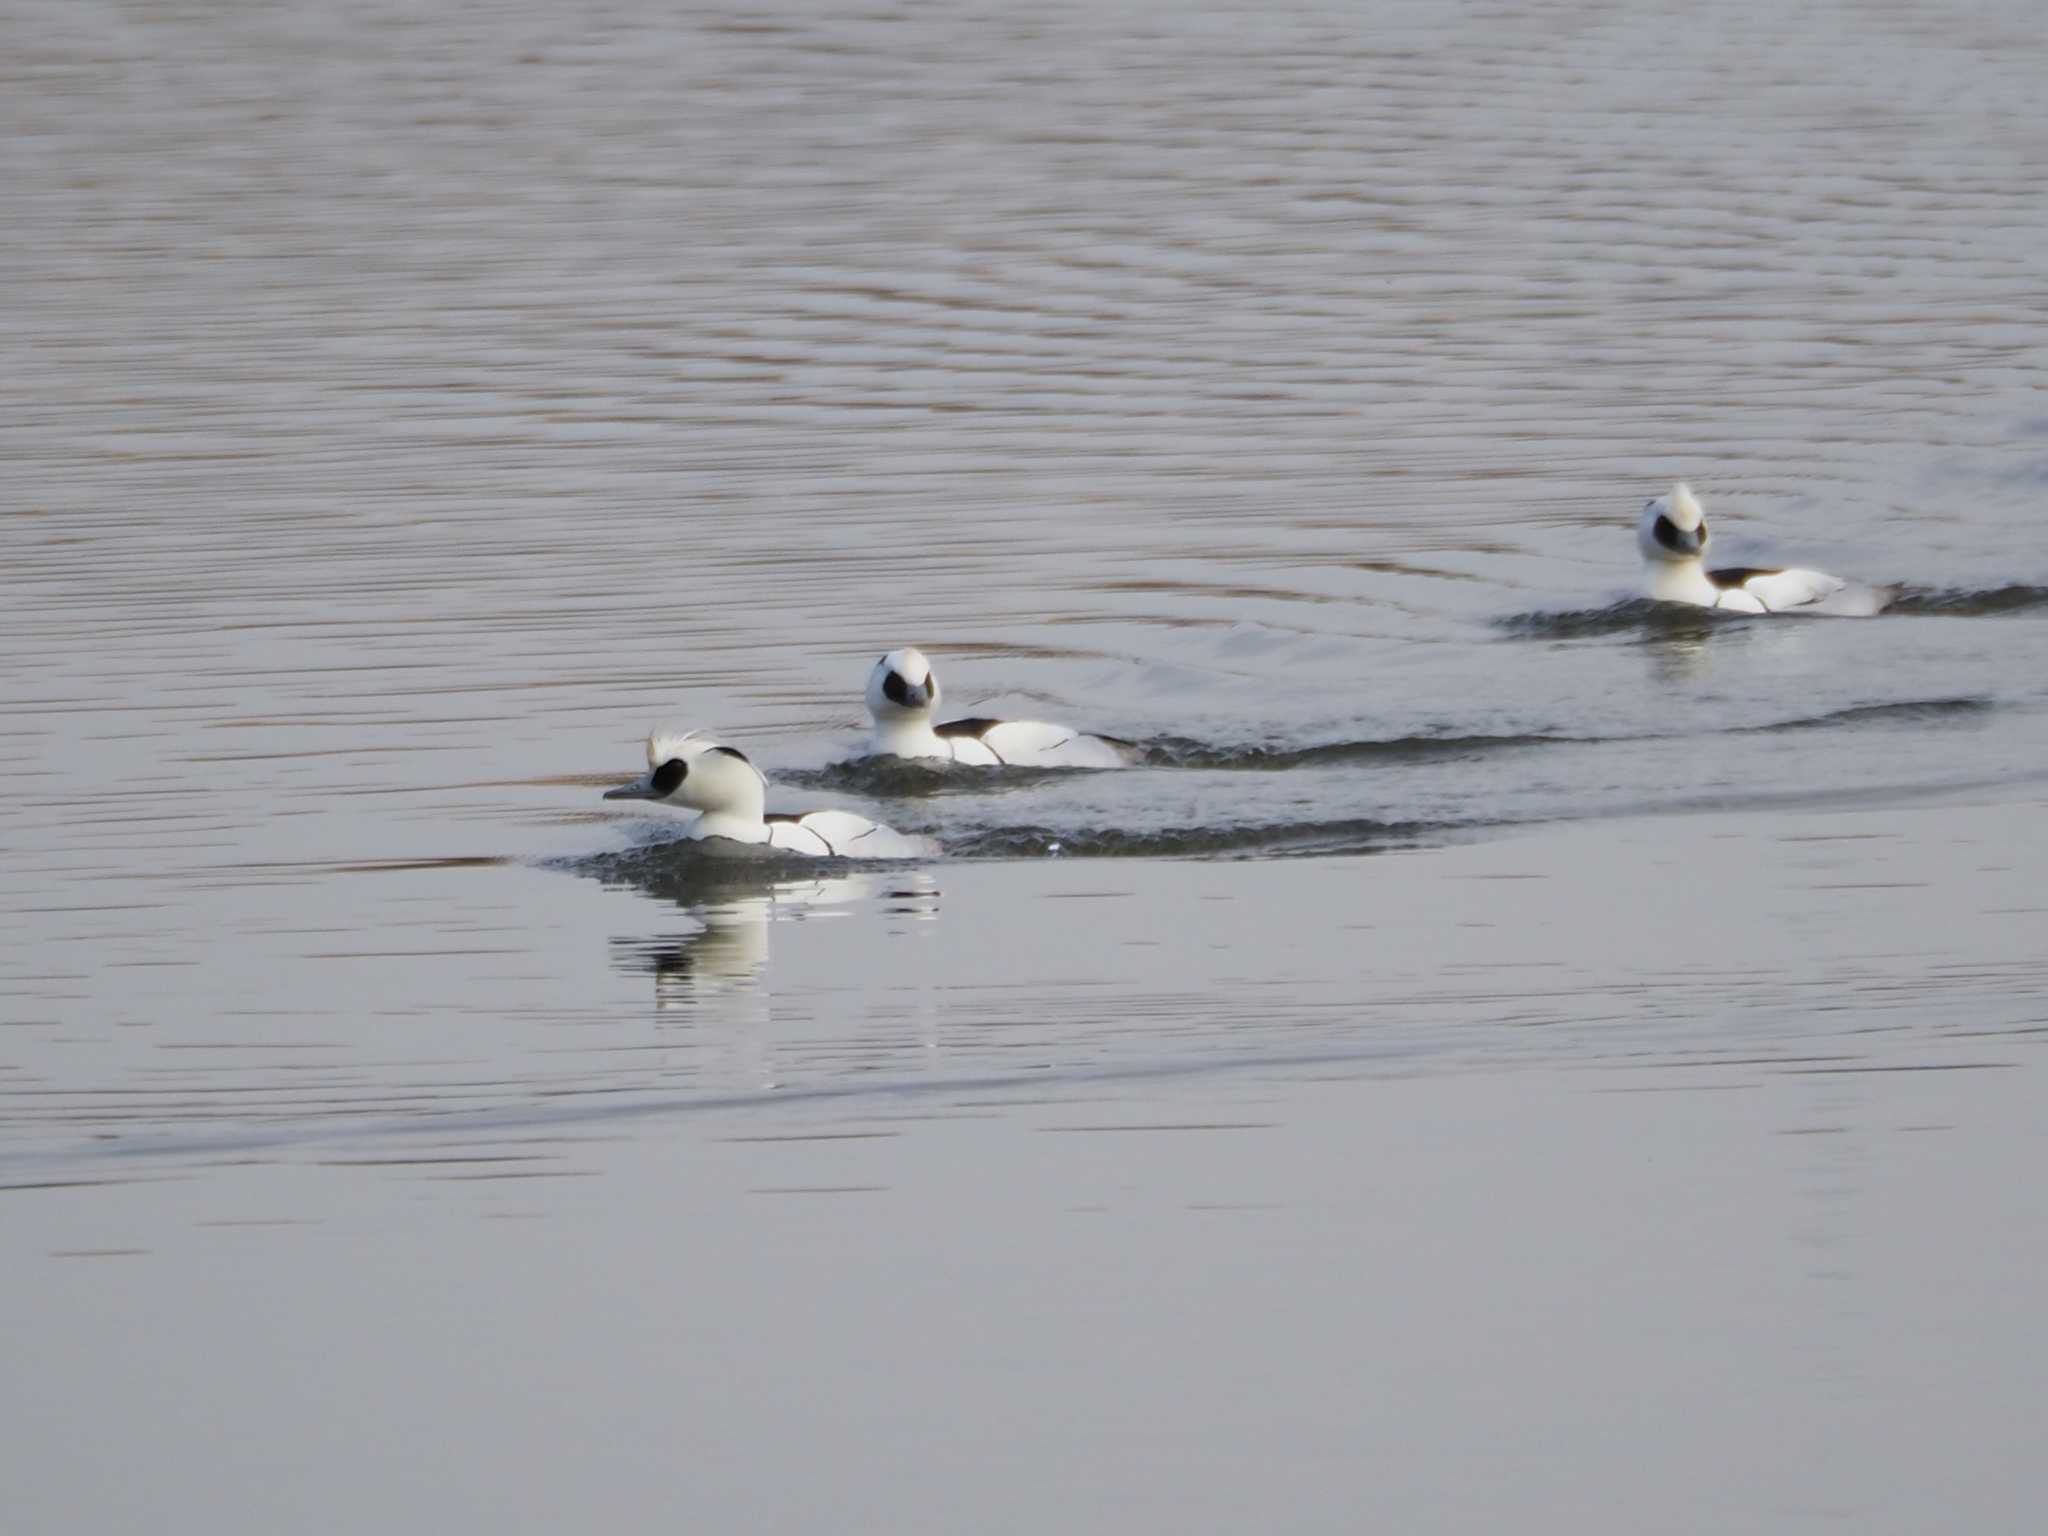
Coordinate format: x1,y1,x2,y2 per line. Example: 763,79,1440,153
1653,514,1694,552
650,758,687,796
882,670,912,706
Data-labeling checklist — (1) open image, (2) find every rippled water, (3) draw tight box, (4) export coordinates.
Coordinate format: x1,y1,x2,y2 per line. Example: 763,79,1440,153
6,1,2048,1530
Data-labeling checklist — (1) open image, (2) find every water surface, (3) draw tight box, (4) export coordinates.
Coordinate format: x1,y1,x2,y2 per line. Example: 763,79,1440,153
5,1,2048,1531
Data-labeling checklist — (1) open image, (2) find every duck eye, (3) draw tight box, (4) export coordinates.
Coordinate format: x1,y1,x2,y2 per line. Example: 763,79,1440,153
882,670,912,706
1653,515,1688,551
650,758,687,796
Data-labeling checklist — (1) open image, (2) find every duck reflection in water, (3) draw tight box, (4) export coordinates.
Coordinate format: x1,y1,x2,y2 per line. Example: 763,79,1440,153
608,862,941,1013
1645,628,1715,686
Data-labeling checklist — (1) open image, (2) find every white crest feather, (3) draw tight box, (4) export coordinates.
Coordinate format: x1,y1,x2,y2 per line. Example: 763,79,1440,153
645,727,709,768
644,728,768,789
1667,483,1703,531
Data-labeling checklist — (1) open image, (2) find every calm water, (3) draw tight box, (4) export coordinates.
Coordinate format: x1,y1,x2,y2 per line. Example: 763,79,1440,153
5,1,2048,1531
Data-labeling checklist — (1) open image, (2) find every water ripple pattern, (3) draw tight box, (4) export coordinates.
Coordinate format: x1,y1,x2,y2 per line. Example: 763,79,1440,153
4,0,2047,1169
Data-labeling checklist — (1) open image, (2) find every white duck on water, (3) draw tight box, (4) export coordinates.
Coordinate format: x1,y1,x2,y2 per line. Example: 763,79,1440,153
603,730,934,858
865,647,1131,768
1638,483,1891,616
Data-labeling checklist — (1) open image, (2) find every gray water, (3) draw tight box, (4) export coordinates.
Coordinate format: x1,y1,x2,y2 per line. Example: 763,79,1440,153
5,1,2048,1531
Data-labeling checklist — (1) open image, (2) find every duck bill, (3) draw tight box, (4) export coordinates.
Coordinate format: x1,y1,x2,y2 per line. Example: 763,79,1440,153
603,773,660,801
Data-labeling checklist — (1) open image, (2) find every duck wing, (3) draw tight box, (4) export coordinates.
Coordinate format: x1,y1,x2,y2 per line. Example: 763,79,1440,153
766,810,933,859
1708,565,1848,612
969,718,1130,769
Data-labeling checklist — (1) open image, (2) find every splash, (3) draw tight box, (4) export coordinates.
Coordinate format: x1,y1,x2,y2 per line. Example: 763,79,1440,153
1886,584,2048,617
1501,584,2048,636
944,816,1453,862
1496,599,1754,640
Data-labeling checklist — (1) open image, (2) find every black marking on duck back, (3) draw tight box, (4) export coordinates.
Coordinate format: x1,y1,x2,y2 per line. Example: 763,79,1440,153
1707,566,1782,591
934,717,1002,741
764,812,834,855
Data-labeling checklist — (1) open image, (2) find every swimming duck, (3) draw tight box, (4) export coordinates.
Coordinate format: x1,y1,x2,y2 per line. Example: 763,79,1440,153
1638,484,1890,615
865,647,1130,768
603,730,935,858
